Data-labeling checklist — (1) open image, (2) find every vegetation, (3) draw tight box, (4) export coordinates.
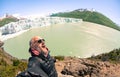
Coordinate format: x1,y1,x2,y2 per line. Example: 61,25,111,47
0,17,19,27
54,56,64,61
89,48,120,63
0,61,27,77
0,48,27,77
13,59,21,66
51,10,120,31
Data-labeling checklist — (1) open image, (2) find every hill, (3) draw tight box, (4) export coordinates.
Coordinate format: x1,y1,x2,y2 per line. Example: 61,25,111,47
0,16,19,27
0,41,27,77
89,48,120,62
50,9,120,31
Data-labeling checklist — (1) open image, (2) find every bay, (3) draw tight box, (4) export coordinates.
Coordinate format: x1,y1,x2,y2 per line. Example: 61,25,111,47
4,22,120,59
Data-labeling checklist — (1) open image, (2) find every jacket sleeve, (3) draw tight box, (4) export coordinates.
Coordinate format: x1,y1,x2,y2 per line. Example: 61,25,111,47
27,57,49,77
16,71,31,77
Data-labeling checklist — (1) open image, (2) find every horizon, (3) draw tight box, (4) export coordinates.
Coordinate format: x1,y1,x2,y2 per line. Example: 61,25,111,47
0,0,120,25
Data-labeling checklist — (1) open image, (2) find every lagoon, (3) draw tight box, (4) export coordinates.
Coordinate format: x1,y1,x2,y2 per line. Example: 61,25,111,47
4,22,120,59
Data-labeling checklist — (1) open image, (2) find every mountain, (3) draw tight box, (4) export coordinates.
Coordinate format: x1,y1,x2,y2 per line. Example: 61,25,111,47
0,16,19,27
50,9,120,31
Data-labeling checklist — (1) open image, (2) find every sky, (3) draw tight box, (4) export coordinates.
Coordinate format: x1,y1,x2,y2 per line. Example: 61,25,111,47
0,0,120,25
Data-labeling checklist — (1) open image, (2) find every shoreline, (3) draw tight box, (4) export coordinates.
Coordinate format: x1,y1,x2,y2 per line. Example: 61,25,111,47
0,29,29,41
0,24,54,42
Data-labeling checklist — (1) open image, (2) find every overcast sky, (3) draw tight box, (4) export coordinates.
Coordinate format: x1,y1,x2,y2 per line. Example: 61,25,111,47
0,0,120,25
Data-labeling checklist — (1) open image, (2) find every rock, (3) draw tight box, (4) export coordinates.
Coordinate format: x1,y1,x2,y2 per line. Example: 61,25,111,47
0,40,4,47
55,57,120,77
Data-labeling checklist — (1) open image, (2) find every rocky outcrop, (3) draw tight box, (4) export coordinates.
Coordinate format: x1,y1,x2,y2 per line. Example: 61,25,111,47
55,57,120,77
0,40,4,47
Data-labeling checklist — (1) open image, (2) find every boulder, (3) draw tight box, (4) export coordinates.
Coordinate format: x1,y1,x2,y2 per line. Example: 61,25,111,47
0,40,4,47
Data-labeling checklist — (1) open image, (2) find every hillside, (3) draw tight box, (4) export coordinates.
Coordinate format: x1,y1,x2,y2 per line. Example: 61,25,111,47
51,9,120,31
0,41,27,77
89,48,120,62
0,16,19,27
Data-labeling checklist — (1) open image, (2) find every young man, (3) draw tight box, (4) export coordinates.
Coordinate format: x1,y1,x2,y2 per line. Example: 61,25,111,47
17,36,58,77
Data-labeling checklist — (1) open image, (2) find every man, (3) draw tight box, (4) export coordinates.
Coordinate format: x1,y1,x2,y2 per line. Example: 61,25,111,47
17,36,58,77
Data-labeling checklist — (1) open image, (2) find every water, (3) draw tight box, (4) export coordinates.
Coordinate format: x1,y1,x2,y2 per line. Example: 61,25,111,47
4,22,120,59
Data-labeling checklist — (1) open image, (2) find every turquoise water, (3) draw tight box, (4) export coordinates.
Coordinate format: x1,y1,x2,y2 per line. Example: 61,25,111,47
4,22,120,59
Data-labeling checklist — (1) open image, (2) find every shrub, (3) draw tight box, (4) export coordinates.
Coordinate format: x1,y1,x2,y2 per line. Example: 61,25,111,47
13,60,20,66
54,56,64,61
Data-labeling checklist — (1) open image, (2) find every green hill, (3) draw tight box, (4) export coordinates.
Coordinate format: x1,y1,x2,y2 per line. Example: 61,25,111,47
51,9,120,31
0,17,19,27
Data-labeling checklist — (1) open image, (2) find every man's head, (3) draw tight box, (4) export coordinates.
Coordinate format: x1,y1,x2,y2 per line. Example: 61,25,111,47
30,36,43,46
29,36,48,56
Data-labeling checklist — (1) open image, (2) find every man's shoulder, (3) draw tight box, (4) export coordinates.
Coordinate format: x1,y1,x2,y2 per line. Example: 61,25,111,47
28,56,42,63
28,56,43,68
